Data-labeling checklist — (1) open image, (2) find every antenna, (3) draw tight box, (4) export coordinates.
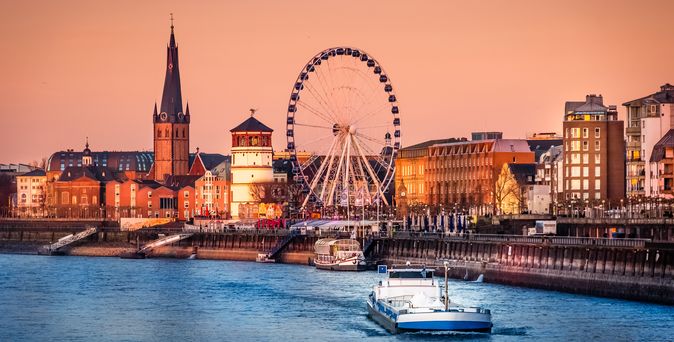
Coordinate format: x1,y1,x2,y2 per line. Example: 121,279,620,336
170,13,174,30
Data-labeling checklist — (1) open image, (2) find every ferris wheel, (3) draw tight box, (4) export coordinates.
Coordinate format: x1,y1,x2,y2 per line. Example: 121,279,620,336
286,47,401,211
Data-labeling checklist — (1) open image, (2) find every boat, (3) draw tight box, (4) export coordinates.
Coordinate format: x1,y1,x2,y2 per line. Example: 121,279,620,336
314,238,367,271
367,263,492,334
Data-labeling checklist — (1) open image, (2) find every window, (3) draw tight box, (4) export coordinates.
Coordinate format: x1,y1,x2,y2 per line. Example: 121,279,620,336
571,141,580,151
571,179,580,190
595,166,601,177
157,129,161,138
583,179,589,190
595,179,601,190
582,128,588,138
184,201,189,209
594,154,600,164
571,128,580,138
583,141,588,151
571,167,580,177
148,191,152,198
583,153,589,164
184,191,189,198
148,201,152,208
595,140,600,151
583,166,588,177
595,127,600,138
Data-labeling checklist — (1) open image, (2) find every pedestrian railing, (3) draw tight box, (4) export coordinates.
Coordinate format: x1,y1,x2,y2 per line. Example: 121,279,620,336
387,231,652,248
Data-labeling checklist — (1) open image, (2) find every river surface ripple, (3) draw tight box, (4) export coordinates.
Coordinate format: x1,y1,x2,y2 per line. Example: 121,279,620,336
0,254,672,341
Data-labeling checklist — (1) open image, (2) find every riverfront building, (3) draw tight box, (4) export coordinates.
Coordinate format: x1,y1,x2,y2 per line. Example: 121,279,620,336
562,94,625,203
623,84,674,197
395,136,535,214
230,112,274,219
15,169,47,217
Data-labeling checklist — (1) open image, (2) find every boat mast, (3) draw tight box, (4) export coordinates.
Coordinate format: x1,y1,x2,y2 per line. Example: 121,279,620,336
444,261,449,311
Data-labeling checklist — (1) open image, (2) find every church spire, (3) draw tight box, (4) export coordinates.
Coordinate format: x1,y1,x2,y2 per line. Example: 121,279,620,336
158,13,183,122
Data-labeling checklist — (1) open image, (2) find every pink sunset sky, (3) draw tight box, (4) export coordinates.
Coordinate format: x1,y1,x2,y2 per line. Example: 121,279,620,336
1,0,673,163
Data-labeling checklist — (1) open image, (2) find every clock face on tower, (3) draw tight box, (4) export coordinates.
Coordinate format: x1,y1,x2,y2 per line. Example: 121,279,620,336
401,191,406,197
160,112,168,121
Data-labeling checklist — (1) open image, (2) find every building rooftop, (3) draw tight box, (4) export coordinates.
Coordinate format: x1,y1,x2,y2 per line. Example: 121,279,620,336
403,138,467,150
57,165,122,182
650,129,674,163
623,83,674,106
230,116,273,133
19,169,46,177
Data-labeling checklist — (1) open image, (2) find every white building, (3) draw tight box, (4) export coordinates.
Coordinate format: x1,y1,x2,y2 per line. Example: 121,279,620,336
229,112,274,219
623,84,674,197
15,169,47,217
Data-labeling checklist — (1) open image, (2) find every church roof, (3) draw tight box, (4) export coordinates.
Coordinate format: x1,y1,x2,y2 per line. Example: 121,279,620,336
230,116,273,132
47,151,154,173
57,165,122,182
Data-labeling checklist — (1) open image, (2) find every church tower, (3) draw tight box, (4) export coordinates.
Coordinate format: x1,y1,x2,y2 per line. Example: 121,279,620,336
153,15,190,182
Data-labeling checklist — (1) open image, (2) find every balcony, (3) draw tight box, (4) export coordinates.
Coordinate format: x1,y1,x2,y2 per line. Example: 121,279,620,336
626,127,641,135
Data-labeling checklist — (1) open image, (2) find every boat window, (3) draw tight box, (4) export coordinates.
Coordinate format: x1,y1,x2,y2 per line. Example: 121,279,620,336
389,271,433,279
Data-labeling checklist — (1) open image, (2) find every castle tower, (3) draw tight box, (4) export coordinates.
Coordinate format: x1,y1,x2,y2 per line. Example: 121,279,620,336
153,15,190,182
230,110,274,219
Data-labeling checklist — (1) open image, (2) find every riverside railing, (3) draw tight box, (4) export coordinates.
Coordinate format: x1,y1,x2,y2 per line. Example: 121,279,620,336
389,232,651,248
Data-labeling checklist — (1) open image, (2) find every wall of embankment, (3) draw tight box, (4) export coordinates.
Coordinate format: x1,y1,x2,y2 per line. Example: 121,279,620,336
0,228,315,265
371,238,674,305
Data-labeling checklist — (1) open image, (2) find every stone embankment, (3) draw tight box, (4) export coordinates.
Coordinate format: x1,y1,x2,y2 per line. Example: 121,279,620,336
371,235,674,305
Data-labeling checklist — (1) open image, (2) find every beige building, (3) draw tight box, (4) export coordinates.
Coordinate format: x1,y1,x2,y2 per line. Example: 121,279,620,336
16,169,47,217
230,113,274,219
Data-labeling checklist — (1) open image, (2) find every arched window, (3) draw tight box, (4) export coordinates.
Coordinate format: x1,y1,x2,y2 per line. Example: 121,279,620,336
176,128,179,137
182,128,186,138
248,136,253,146
239,136,246,146
165,129,169,138
157,129,162,138
252,136,259,146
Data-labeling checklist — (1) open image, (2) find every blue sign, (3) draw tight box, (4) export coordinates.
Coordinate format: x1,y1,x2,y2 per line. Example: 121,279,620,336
378,265,388,274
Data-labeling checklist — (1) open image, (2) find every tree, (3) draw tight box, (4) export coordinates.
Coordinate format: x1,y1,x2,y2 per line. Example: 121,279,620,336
494,164,523,215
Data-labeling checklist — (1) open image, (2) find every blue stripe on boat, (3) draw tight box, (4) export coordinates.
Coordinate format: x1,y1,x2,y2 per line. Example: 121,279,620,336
397,320,491,331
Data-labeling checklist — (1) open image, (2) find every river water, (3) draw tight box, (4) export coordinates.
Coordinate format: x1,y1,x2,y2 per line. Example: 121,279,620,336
0,254,672,341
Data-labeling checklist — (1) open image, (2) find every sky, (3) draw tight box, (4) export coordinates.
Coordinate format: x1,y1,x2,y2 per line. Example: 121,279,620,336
1,0,673,164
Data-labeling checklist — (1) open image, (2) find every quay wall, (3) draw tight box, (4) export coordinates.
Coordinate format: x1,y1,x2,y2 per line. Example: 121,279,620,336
0,228,316,266
373,238,674,305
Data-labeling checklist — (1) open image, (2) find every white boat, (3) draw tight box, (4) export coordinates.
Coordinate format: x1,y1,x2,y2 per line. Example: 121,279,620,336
314,238,367,271
367,263,492,333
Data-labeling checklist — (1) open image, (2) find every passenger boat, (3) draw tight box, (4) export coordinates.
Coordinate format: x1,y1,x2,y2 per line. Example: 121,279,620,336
367,263,492,334
314,238,367,271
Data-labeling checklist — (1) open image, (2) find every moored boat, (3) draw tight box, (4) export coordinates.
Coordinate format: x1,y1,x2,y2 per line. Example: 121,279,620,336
367,263,492,334
314,238,367,271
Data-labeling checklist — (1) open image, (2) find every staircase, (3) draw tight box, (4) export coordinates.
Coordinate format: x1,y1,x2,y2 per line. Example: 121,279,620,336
44,227,98,254
257,230,299,262
138,233,193,255
362,237,376,256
